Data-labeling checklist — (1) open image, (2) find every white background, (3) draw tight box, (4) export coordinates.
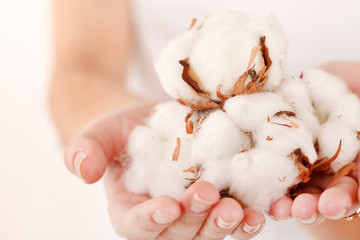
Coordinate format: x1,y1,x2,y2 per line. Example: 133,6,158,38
0,1,119,239
0,0,359,239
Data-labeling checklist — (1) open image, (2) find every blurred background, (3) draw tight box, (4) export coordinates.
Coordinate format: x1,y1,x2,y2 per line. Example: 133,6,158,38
0,1,119,239
0,0,359,239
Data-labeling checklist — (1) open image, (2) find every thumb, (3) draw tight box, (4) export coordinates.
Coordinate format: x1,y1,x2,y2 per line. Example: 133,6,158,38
63,103,154,183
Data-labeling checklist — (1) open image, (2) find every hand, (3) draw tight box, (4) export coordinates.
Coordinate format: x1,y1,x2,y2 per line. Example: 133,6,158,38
269,62,360,225
64,103,266,240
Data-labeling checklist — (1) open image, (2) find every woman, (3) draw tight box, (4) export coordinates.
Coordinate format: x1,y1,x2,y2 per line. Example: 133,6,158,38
50,0,360,239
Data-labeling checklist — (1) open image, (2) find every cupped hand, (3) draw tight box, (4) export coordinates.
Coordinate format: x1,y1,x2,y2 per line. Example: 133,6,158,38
270,62,360,225
63,103,265,240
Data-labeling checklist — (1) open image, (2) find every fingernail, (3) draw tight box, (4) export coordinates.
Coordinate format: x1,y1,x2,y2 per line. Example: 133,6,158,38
216,217,238,229
74,151,87,182
190,193,215,214
326,208,347,220
272,215,290,221
298,213,318,224
242,223,261,234
152,209,177,225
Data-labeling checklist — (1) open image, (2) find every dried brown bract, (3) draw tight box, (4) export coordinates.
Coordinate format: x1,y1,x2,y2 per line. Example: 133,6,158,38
183,164,202,182
185,110,194,134
194,115,207,133
245,131,255,148
312,140,342,173
289,149,312,183
188,18,197,30
216,85,232,101
232,36,272,96
259,36,272,79
280,115,299,129
179,58,210,98
278,176,287,182
266,136,273,141
334,162,357,179
177,98,221,111
172,137,181,161
274,111,296,118
270,122,292,128
314,140,320,154
219,188,233,198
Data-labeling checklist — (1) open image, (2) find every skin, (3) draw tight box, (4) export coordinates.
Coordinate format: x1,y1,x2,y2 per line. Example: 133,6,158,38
271,62,360,240
49,0,360,238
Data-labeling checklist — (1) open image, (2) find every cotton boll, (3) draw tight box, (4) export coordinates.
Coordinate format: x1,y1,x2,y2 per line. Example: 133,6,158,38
224,92,293,131
193,110,251,160
125,12,360,213
302,69,350,123
148,135,194,199
154,29,207,102
155,12,288,102
254,117,317,163
197,161,230,192
329,93,360,130
189,28,264,100
277,76,320,138
229,148,299,211
191,110,251,189
124,126,165,194
317,120,359,172
148,101,198,139
244,15,288,91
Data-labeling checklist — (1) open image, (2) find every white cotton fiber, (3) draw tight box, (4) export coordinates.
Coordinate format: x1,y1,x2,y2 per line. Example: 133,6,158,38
224,92,293,131
154,13,287,102
328,93,360,130
229,148,299,211
254,116,317,164
302,68,350,123
189,28,262,100
191,110,251,190
124,12,360,213
124,126,164,194
277,76,320,138
154,28,206,102
148,135,194,198
317,120,359,172
149,101,198,139
243,15,288,91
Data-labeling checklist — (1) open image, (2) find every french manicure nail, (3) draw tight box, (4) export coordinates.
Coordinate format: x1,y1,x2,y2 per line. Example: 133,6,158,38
152,209,176,225
190,193,215,214
298,213,318,224
216,217,238,229
74,151,87,182
242,223,261,234
272,215,289,221
326,208,347,220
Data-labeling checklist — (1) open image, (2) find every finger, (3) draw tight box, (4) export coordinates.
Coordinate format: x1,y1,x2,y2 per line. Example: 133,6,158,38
64,136,108,183
318,176,358,219
193,198,243,240
108,195,181,240
63,104,153,183
292,193,324,225
230,207,265,239
158,181,220,240
353,154,360,202
269,196,293,221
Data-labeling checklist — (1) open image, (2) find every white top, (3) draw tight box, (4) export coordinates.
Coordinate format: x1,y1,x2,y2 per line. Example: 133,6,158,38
125,1,360,239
